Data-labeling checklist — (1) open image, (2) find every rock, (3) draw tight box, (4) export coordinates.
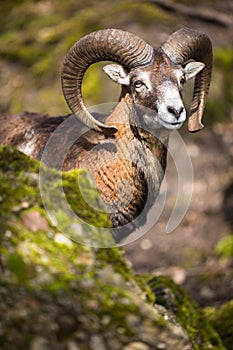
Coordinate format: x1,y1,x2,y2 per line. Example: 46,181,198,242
0,146,227,349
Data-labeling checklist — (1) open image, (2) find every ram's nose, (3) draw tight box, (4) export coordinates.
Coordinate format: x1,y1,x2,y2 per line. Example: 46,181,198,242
167,106,184,120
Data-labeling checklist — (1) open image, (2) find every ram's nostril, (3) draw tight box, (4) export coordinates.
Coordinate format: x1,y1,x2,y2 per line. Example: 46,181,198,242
167,106,176,116
179,107,184,115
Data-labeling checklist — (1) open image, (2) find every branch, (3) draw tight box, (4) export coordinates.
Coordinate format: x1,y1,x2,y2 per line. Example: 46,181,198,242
147,0,233,28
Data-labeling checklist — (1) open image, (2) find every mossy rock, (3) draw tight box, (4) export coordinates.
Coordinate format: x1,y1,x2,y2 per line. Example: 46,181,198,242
0,146,227,349
205,301,233,350
0,146,188,349
148,275,226,350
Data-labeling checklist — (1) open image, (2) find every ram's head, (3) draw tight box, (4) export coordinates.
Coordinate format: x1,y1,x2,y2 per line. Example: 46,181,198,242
61,28,212,134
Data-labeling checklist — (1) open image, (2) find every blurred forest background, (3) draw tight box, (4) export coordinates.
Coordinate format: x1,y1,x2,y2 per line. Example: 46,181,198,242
0,0,232,307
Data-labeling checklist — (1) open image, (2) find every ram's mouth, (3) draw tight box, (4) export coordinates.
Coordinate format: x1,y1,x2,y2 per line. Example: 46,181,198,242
170,121,182,126
158,118,184,130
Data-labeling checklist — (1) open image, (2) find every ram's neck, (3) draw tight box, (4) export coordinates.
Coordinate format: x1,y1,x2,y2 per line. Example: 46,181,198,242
85,93,170,242
105,92,169,169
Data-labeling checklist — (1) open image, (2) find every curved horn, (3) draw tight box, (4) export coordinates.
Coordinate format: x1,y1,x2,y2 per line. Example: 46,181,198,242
161,27,212,132
61,29,154,135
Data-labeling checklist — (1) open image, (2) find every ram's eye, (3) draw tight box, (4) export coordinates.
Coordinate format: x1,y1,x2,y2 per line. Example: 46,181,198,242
180,77,186,85
133,80,144,89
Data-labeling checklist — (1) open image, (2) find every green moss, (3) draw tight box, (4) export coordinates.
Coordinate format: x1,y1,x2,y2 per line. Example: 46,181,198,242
0,145,113,287
148,275,226,349
40,168,114,247
205,301,233,350
215,235,233,258
6,253,30,285
96,247,130,274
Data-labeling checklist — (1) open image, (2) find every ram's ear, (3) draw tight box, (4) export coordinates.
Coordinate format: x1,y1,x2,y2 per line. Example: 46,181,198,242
184,61,205,81
103,64,130,85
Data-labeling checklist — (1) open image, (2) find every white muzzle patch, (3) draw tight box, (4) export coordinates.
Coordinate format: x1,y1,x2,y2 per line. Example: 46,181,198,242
156,82,186,130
